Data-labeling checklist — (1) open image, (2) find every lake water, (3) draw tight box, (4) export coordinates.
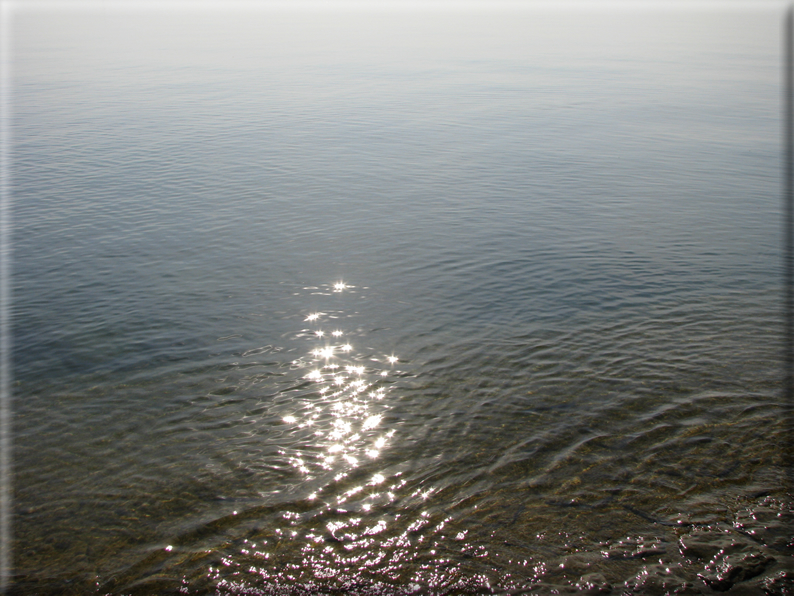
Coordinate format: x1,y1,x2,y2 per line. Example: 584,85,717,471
10,5,793,595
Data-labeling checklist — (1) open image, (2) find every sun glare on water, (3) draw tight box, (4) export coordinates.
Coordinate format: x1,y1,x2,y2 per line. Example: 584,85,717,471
284,282,403,486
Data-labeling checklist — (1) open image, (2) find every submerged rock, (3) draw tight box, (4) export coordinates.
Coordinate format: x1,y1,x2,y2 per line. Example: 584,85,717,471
699,547,776,592
602,536,667,561
679,530,734,561
733,502,794,555
762,570,794,595
624,563,706,595
575,572,612,594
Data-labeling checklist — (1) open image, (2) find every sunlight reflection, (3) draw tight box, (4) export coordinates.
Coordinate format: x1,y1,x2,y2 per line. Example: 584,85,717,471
315,347,334,359
281,284,404,486
235,282,491,596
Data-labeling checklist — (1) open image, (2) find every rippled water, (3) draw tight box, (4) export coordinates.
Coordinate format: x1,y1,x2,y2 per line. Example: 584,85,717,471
11,5,793,595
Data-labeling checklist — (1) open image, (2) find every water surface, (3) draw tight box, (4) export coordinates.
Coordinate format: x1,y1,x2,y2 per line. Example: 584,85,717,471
11,6,792,594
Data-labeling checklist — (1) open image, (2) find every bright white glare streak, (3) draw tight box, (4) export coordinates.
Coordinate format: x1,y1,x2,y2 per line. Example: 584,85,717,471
370,473,385,485
306,313,320,322
315,330,324,337
283,415,297,423
341,344,352,352
334,282,346,291
305,370,322,380
332,330,343,337
316,347,334,359
387,355,398,364
363,415,382,430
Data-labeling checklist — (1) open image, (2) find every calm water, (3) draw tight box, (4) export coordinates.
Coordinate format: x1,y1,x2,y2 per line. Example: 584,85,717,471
11,6,792,595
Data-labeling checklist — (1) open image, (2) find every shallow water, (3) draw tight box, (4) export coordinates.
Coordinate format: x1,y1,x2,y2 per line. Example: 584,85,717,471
11,5,793,595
